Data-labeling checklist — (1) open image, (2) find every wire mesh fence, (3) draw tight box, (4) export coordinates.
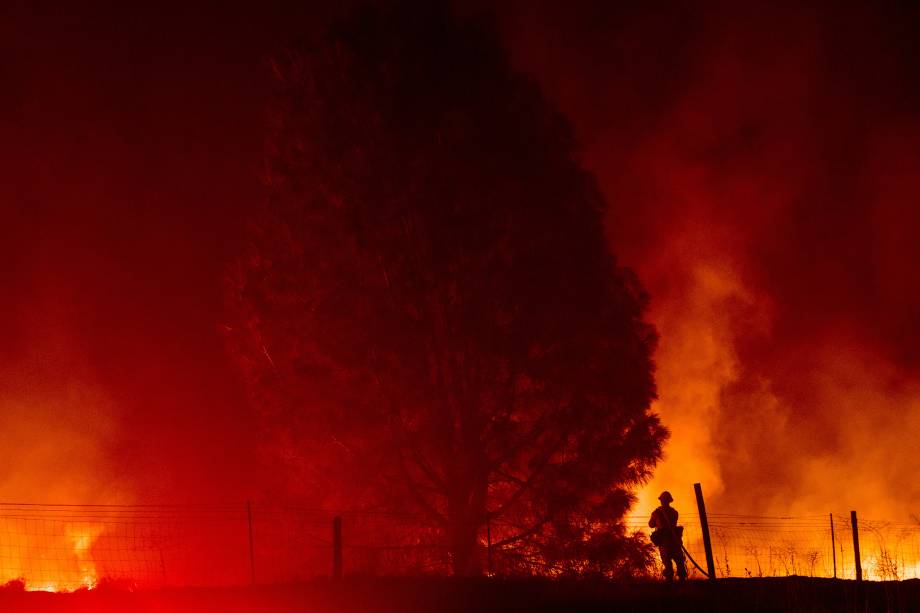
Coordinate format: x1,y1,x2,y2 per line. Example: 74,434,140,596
632,513,920,581
0,503,454,589
1,502,919,590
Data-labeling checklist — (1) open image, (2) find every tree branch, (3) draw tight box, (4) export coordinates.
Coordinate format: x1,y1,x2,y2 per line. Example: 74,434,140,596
398,451,447,527
491,518,550,548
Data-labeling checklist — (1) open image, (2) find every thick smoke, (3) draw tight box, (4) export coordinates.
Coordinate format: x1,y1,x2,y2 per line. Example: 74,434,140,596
0,303,123,505
4,0,918,523
499,1,920,519
1,2,267,505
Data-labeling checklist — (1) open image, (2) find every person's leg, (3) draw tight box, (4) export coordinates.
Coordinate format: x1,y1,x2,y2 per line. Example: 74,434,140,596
674,548,688,581
659,547,674,582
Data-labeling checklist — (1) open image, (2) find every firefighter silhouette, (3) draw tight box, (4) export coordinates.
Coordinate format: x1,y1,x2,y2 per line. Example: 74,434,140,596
649,490,688,581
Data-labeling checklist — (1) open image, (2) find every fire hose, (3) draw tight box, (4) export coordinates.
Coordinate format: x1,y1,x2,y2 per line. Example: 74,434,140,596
660,514,711,579
681,543,710,578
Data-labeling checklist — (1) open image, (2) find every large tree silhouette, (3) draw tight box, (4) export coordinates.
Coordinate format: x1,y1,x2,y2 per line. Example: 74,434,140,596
227,3,665,576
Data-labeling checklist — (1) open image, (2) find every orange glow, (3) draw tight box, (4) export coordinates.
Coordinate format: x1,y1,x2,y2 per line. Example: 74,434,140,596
634,230,920,565
67,524,102,590
635,259,749,520
627,218,920,577
0,523,102,592
632,214,920,578
600,6,920,575
3,0,920,587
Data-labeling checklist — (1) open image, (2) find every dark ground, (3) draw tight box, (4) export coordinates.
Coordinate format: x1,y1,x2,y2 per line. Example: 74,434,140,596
1,577,919,613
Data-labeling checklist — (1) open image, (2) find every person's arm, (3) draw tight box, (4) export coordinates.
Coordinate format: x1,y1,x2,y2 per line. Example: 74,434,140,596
649,509,659,528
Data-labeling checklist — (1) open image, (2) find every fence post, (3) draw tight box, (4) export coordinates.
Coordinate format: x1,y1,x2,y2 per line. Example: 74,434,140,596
487,519,493,576
333,516,343,580
850,511,862,582
247,500,256,585
693,483,717,580
829,513,837,579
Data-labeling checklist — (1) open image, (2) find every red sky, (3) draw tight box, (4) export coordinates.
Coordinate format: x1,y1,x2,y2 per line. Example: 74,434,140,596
3,1,919,516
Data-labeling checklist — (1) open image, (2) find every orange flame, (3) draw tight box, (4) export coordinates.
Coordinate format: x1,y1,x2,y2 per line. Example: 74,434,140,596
0,523,103,592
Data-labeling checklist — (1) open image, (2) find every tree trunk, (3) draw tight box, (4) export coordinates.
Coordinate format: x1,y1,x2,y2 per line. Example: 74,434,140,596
448,516,480,576
447,476,488,576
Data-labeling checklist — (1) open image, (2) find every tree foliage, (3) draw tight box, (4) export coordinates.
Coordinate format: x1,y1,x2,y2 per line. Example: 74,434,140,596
227,2,665,576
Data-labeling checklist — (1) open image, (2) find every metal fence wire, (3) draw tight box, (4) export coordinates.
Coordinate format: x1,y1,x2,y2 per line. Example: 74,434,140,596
0,503,918,589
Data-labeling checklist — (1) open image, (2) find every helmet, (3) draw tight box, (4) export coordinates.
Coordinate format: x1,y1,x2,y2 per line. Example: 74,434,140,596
658,491,673,503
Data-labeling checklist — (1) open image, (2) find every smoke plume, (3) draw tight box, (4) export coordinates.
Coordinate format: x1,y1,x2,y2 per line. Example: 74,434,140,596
499,1,920,520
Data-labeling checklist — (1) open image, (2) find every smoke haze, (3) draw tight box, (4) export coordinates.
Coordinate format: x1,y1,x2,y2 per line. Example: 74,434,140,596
498,1,920,519
3,1,919,524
